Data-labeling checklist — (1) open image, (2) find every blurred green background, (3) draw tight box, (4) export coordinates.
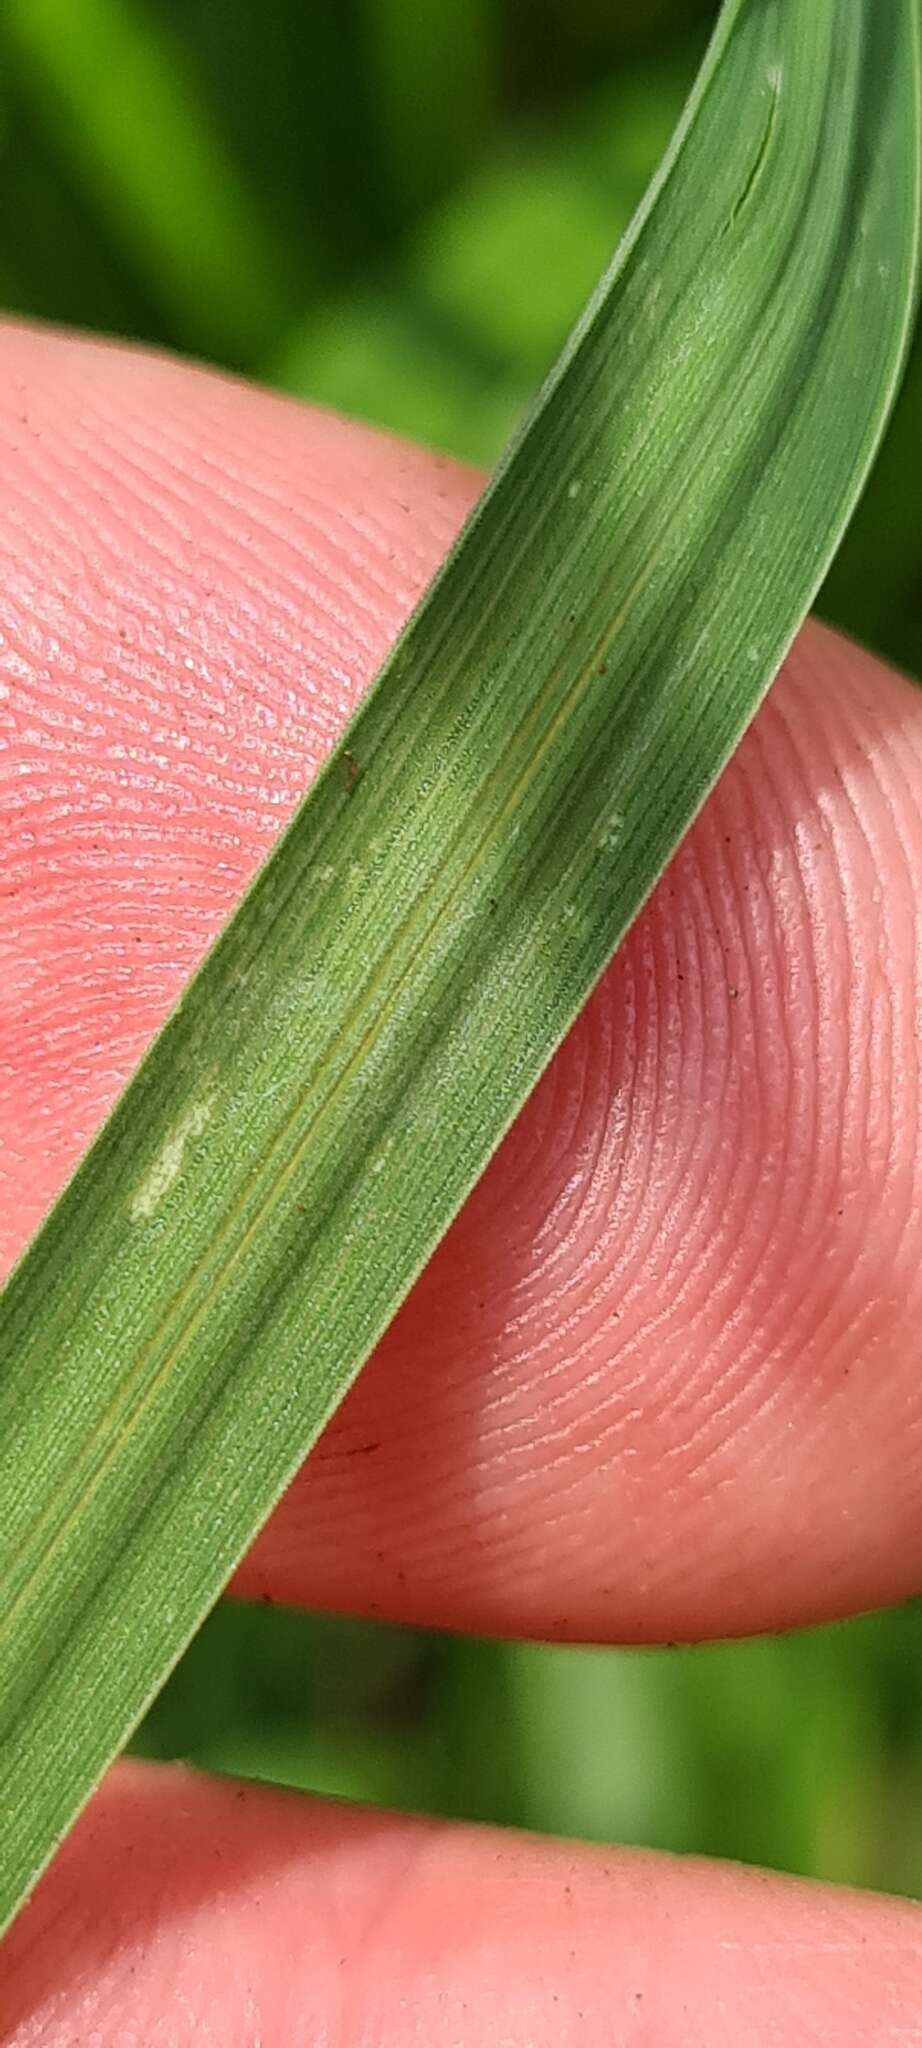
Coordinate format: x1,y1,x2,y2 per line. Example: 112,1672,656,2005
5,0,921,1893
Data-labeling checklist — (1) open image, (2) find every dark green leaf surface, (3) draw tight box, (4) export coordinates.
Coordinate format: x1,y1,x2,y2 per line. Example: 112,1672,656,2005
0,0,919,1933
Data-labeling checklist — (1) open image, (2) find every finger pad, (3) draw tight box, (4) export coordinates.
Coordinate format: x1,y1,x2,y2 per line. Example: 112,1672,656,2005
3,325,922,1643
3,1765,921,2046
0,321,476,1261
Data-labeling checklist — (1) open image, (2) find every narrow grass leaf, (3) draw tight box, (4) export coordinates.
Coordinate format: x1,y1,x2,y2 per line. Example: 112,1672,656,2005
1,0,919,1933
3,0,300,362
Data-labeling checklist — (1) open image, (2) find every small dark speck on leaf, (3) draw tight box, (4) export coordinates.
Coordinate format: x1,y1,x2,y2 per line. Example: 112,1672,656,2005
342,748,361,794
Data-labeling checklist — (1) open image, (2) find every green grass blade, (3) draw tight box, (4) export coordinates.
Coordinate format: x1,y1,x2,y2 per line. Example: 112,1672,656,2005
2,0,300,364
1,0,919,1934
361,0,500,210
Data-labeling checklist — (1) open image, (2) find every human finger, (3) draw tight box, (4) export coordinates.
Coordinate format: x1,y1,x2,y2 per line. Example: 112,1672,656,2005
2,321,921,1644
2,1762,921,2047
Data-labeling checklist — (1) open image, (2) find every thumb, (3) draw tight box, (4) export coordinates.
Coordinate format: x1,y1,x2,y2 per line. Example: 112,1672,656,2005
2,320,922,1646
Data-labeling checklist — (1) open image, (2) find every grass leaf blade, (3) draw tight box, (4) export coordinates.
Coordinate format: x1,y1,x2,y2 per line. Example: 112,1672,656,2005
1,0,919,1933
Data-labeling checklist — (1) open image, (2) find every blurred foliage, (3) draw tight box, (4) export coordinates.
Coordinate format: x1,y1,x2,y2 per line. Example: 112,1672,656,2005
4,0,920,1893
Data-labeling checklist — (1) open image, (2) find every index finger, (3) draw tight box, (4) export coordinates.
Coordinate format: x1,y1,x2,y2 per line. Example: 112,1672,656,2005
2,321,921,1644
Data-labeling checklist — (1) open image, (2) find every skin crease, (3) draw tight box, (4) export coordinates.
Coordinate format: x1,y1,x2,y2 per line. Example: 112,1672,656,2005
1,320,922,2041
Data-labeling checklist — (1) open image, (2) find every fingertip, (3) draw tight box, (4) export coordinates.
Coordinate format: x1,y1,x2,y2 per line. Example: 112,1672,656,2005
0,320,479,1268
4,324,922,1645
3,1762,921,2046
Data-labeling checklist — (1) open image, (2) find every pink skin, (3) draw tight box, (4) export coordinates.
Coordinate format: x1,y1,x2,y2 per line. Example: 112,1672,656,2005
1,321,922,2040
